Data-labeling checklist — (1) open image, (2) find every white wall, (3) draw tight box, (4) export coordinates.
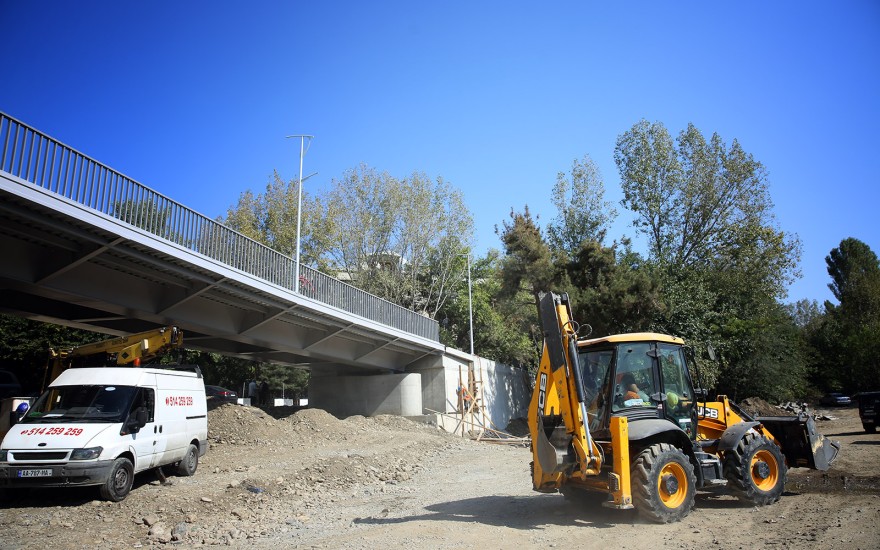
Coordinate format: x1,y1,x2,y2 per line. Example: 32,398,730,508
410,348,531,431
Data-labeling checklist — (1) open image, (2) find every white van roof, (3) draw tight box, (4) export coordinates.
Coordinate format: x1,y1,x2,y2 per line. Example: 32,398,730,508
50,367,201,387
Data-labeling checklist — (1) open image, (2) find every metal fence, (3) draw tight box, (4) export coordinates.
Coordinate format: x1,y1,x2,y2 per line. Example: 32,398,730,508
0,112,439,341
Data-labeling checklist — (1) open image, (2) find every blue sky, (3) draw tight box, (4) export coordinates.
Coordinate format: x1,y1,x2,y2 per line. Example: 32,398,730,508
1,1,878,304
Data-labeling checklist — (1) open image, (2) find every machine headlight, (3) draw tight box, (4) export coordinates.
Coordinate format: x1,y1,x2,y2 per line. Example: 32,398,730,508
70,447,103,460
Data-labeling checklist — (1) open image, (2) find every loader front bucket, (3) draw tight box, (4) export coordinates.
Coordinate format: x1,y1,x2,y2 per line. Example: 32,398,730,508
757,414,841,471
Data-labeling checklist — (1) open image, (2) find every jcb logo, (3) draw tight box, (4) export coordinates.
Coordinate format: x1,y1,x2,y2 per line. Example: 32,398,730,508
538,373,547,410
698,406,719,419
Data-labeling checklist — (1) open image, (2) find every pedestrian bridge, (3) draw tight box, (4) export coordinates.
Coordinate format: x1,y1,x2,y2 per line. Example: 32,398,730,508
0,112,443,374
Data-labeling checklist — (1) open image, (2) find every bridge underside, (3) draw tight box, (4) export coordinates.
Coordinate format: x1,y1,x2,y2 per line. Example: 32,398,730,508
0,176,443,374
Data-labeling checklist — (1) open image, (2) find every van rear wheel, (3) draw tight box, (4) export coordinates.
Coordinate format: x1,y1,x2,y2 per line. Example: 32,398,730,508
100,457,134,502
176,444,199,476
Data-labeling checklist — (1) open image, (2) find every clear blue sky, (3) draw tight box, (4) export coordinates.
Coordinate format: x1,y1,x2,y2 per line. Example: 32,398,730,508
2,1,878,304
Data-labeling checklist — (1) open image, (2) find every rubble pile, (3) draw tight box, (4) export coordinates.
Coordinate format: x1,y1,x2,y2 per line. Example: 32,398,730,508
739,397,793,417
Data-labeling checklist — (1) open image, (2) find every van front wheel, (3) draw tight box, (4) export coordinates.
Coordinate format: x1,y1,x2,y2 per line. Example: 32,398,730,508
100,457,134,502
176,444,199,476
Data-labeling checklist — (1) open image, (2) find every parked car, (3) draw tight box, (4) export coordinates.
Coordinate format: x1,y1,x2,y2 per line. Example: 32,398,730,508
205,385,237,401
856,391,880,433
0,370,23,399
819,392,851,406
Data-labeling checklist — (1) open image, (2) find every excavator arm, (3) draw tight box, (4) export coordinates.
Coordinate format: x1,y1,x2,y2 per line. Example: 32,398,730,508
529,293,603,487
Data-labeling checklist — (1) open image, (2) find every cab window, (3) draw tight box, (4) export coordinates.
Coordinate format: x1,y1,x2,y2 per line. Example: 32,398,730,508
612,342,656,411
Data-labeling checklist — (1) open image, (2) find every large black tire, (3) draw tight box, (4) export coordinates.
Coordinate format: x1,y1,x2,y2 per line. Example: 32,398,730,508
631,443,696,523
723,433,786,505
176,443,199,476
100,457,134,502
864,423,876,434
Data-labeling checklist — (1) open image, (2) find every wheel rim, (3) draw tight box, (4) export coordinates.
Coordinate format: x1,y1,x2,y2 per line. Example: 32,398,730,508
750,450,779,491
657,462,687,509
114,467,130,492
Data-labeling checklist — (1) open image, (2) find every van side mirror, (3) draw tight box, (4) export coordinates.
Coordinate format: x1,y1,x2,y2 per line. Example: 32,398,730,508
125,407,148,433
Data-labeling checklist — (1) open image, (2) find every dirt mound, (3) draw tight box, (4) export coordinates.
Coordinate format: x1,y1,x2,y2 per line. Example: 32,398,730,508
739,397,793,417
208,402,288,445
283,407,351,437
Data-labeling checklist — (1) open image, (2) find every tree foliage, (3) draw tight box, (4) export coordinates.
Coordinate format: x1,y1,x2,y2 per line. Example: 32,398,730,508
495,207,662,373
815,238,880,392
221,170,328,266
547,155,617,253
437,251,535,367
612,120,807,399
222,164,474,320
319,164,473,317
615,120,800,299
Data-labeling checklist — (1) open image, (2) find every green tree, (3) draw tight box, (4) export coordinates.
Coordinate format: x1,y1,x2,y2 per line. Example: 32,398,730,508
547,155,617,253
320,165,474,318
437,251,535,367
114,199,175,240
497,207,557,303
614,120,805,398
566,240,662,339
221,170,328,267
0,315,99,392
820,238,880,392
615,120,800,298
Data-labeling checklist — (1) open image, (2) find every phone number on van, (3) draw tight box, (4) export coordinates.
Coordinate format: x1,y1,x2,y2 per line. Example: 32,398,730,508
165,396,193,406
20,427,84,436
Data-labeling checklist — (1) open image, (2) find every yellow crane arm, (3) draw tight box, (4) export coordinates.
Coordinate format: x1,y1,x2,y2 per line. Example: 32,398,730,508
44,326,183,388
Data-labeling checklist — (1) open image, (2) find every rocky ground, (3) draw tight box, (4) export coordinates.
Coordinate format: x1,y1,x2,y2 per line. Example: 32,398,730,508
0,400,878,549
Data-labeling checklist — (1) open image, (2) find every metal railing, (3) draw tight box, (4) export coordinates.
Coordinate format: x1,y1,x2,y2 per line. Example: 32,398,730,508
0,112,439,341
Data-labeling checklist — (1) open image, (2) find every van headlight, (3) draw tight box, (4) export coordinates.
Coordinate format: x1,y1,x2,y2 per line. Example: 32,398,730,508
70,447,103,460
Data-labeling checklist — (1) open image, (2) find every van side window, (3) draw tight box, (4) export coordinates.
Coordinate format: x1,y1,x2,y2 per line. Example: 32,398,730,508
129,388,155,423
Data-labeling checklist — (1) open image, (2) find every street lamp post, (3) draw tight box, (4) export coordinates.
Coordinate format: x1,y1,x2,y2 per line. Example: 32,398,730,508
464,253,474,356
286,134,313,293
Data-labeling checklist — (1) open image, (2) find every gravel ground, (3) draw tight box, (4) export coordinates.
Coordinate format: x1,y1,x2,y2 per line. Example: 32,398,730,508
1,401,878,549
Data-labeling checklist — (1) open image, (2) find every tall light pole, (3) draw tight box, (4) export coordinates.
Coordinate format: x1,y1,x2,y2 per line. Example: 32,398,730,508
463,253,474,356
286,134,313,293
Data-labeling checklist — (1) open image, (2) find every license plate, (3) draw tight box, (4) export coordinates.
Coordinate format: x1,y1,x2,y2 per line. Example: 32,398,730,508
17,469,52,478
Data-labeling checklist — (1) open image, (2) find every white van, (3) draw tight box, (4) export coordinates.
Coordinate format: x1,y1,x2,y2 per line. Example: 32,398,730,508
0,366,208,501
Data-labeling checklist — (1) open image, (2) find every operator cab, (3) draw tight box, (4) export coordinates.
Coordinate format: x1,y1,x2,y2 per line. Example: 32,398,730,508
578,333,697,439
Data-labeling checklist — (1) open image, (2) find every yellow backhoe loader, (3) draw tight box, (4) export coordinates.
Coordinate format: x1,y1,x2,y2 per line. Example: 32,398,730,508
529,292,839,523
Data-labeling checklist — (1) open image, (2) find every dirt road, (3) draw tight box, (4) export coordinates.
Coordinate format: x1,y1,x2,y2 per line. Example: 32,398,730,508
1,403,878,549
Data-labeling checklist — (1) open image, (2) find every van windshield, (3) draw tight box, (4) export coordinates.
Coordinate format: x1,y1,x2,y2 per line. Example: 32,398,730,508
21,385,138,424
